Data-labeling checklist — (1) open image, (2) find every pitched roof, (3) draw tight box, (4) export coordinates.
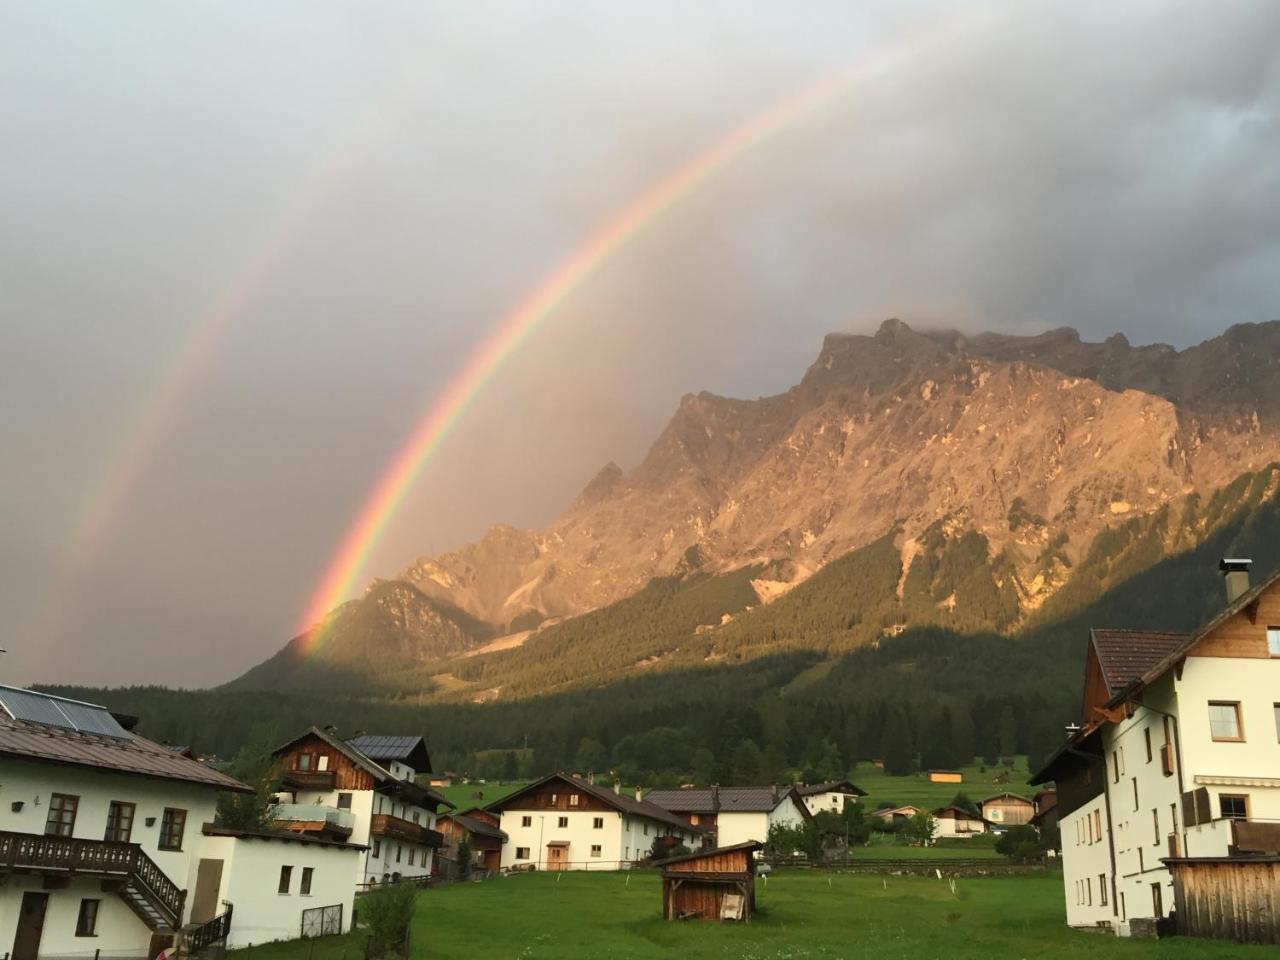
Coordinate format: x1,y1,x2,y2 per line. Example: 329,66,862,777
645,786,808,815
0,688,250,793
274,728,452,810
489,773,706,834
1090,629,1192,697
933,805,985,820
442,812,507,842
981,792,1035,806
795,779,867,798
655,840,761,867
345,735,432,773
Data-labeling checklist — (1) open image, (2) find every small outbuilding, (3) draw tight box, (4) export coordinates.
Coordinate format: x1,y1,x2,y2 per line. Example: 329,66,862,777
660,841,761,922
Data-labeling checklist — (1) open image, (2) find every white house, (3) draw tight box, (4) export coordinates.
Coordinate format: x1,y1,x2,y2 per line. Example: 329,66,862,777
0,686,251,960
795,779,867,816
645,785,810,847
491,773,704,870
1032,559,1280,936
932,805,987,838
270,728,451,886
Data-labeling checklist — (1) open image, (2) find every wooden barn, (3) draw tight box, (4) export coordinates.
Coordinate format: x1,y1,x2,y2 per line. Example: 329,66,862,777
660,842,761,923
1167,857,1280,945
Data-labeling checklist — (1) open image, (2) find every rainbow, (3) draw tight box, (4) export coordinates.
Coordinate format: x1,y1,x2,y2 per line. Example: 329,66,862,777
297,65,867,647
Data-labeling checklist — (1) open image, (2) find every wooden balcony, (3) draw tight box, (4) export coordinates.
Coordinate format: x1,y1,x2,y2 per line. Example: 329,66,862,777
283,769,337,790
0,830,185,931
370,814,443,847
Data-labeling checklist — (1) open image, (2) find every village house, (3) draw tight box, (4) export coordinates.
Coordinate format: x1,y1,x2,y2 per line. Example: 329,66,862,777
435,807,507,875
932,805,987,838
645,785,810,847
870,804,922,824
490,773,703,870
0,685,333,960
1032,559,1280,940
270,728,450,886
981,792,1036,827
1032,789,1060,835
795,779,867,816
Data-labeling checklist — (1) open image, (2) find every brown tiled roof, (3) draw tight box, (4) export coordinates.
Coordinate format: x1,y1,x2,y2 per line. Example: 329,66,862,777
0,709,250,793
1090,629,1191,696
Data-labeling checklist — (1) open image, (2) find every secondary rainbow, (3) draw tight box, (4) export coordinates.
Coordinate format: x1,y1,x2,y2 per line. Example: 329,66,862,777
297,66,863,647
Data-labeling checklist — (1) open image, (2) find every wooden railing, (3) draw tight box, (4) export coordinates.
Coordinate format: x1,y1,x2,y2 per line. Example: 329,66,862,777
284,769,337,790
369,815,442,847
0,829,184,924
188,902,233,953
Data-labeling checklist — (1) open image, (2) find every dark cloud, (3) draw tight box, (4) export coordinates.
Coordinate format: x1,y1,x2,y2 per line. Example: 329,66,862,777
1,1,1277,685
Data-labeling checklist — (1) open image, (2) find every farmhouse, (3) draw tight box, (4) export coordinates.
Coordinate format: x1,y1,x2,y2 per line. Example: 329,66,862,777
0,686,255,959
795,779,867,816
491,773,703,871
1032,559,1280,941
645,786,810,847
981,792,1035,826
271,728,450,886
932,805,987,838
436,807,507,874
870,805,922,824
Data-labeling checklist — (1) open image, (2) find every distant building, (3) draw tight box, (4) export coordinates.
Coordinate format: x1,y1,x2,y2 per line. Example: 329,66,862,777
436,807,507,874
981,792,1035,827
645,786,810,847
929,771,964,784
795,779,867,816
932,805,987,838
870,805,922,824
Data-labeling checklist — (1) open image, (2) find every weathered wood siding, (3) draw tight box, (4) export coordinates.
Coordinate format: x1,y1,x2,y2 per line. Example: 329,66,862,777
1193,586,1280,659
666,849,752,874
276,734,375,790
1170,859,1280,945
499,782,616,812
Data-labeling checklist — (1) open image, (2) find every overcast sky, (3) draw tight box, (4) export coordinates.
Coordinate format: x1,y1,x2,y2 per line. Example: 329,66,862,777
2,1,1278,687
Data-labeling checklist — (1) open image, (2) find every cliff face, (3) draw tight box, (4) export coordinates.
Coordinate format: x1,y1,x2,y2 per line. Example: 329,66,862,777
400,319,1280,629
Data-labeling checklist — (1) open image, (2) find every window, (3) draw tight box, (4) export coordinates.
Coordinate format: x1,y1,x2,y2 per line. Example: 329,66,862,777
643,823,649,836
593,817,604,829
318,755,329,771
1138,847,1144,872
1120,892,1126,921
1208,701,1243,741
278,865,293,894
569,794,580,807
1132,778,1139,812
396,844,402,863
1220,794,1249,820
549,793,557,805
1268,626,1280,657
1093,809,1101,842
515,847,530,859
45,793,79,837
371,839,381,858
75,898,100,936
1151,882,1163,917
408,848,416,866
1098,875,1108,907
590,844,601,858
557,816,568,828
104,801,135,843
297,753,313,771
337,792,353,810
300,867,313,895
1144,728,1152,763
625,846,630,860
1152,808,1160,845
412,812,420,824
1274,703,1280,741
521,816,532,827
1086,877,1092,906
159,808,186,850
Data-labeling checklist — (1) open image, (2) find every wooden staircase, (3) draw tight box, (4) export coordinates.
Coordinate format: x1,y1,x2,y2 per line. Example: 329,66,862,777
0,830,186,932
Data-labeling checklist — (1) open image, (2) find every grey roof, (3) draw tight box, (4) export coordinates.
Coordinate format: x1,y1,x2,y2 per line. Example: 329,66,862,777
795,779,867,798
0,688,249,793
645,786,806,815
446,813,507,842
345,735,432,772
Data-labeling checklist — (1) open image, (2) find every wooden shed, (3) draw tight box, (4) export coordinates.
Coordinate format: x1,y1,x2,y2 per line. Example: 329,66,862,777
1167,857,1280,945
660,841,761,922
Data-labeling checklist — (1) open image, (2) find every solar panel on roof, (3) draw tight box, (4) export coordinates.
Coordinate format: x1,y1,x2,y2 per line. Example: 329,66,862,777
0,686,131,740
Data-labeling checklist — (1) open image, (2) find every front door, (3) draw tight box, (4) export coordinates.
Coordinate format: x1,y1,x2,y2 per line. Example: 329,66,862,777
546,845,567,871
191,858,225,923
12,892,48,960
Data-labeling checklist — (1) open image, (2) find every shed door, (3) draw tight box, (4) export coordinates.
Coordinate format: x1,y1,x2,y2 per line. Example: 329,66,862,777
191,858,225,923
12,892,48,960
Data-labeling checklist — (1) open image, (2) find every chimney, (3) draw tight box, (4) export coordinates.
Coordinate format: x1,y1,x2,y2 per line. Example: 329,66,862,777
1220,558,1252,604
635,786,643,802
613,781,621,795
770,785,779,803
710,784,719,811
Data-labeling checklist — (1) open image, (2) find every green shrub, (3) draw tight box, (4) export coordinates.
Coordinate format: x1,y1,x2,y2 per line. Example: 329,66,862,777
361,881,416,958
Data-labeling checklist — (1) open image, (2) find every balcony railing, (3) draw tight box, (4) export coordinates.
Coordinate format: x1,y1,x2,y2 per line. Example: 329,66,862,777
270,804,355,836
370,814,442,847
0,830,184,927
283,769,337,790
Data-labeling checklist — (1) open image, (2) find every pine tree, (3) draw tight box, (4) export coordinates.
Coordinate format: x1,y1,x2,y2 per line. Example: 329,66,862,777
880,710,914,776
732,738,763,785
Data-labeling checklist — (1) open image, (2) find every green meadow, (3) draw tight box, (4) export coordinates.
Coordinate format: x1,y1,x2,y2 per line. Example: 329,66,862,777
231,870,1269,960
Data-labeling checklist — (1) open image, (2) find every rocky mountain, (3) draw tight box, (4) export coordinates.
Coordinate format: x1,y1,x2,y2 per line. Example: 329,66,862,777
230,319,1280,694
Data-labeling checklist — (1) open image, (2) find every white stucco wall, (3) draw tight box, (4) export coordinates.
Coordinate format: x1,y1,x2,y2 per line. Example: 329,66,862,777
0,758,222,957
801,790,859,816
497,809,694,871
197,833,360,949
1059,794,1114,929
934,814,985,838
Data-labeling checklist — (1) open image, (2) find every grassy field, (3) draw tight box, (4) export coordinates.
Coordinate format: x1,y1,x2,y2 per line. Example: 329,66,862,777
850,756,1036,811
230,871,1270,960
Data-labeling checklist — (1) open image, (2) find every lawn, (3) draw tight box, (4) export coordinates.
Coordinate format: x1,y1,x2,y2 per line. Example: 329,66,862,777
850,756,1036,812
230,871,1271,960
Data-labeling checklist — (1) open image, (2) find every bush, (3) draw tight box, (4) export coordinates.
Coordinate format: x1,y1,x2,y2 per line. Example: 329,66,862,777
994,824,1046,861
361,881,416,958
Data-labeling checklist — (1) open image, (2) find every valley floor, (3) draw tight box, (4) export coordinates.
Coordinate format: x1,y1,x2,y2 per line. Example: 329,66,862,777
231,870,1271,960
